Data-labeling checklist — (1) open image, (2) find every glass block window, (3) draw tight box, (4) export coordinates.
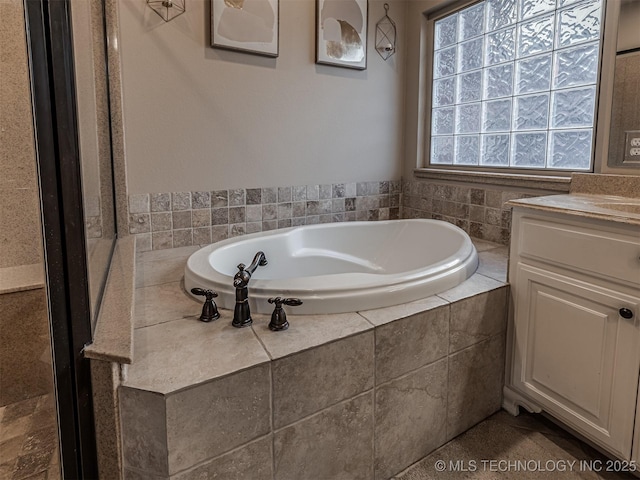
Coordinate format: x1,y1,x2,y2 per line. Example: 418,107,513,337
430,0,602,171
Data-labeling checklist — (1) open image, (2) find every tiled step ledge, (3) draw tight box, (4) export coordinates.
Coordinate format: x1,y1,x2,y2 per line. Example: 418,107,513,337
0,263,45,295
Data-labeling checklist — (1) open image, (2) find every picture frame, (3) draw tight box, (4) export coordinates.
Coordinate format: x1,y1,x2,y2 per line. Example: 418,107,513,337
316,0,368,70
211,0,279,57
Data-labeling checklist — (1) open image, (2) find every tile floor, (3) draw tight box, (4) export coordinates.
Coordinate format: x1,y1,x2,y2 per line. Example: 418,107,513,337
396,410,636,480
0,394,60,480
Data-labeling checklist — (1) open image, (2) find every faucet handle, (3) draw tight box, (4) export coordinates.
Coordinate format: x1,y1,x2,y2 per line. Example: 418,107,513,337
267,297,303,331
283,298,303,307
237,263,246,271
190,288,220,322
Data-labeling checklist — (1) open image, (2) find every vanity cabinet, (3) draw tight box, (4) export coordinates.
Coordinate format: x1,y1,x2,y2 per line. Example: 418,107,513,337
504,207,640,461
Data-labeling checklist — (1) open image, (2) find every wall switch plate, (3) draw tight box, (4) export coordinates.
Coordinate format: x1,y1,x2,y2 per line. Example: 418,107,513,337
624,131,640,164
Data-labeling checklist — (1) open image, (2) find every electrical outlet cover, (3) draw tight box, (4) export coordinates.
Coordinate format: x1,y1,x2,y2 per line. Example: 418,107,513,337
624,130,640,164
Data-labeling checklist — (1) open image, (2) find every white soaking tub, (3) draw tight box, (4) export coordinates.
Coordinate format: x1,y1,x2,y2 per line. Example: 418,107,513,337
184,219,478,315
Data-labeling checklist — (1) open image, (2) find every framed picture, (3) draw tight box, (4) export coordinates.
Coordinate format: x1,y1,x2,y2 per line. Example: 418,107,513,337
316,0,368,70
212,0,279,57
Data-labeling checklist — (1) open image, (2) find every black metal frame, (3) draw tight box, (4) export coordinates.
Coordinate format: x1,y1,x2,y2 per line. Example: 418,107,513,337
24,0,98,477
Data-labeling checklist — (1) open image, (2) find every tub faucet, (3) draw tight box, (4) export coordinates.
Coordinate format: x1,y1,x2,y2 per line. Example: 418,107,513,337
232,251,268,328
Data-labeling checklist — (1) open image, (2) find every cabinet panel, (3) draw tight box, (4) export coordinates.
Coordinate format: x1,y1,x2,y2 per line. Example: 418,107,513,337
512,264,640,458
518,217,640,287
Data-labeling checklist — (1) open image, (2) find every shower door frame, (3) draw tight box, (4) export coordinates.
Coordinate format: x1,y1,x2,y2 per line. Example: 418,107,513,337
24,0,100,477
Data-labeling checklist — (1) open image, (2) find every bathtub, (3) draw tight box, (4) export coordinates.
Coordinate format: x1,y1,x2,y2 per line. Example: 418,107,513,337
184,219,478,315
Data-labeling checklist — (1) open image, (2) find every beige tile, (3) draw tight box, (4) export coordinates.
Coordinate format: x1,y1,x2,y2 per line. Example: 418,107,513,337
251,312,373,360
91,361,123,480
124,317,269,394
0,263,44,295
0,289,53,406
171,436,272,480
13,426,58,479
137,245,200,264
375,359,448,480
395,410,620,480
0,188,43,268
120,387,168,476
274,392,374,480
358,295,448,327
471,237,503,252
134,282,201,328
166,364,270,474
2,417,31,441
437,273,505,304
447,334,506,440
124,468,167,480
0,435,22,466
135,255,189,288
375,305,449,384
449,286,508,353
272,331,374,429
476,247,509,282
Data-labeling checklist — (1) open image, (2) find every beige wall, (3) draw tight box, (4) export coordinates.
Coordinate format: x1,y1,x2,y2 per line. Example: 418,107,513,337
0,0,44,268
118,0,407,195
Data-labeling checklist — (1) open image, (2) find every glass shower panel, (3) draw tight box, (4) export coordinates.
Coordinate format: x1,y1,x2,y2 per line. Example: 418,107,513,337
71,0,117,330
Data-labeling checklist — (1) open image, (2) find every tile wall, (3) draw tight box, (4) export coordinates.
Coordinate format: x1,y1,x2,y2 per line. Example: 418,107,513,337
129,181,401,251
402,179,538,245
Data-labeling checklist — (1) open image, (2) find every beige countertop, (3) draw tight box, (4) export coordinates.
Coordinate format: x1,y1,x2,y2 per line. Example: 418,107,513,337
507,194,640,226
508,173,640,226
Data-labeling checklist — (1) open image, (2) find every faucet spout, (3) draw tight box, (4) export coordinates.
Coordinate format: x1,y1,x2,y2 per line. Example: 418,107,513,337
246,251,268,276
232,251,267,328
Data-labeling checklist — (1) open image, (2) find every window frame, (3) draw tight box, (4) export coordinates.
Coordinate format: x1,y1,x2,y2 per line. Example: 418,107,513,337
420,0,608,178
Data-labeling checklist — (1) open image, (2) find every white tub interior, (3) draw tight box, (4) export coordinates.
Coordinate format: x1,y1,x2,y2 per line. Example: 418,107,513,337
185,219,478,315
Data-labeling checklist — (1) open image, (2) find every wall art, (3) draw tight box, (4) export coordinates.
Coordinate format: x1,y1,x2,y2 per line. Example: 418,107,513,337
212,0,279,57
316,0,368,69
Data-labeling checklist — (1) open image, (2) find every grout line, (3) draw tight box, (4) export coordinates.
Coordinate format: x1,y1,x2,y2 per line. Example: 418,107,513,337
272,389,374,435
269,363,276,480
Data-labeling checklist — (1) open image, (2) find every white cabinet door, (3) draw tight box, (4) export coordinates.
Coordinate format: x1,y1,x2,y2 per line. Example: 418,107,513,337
511,263,640,459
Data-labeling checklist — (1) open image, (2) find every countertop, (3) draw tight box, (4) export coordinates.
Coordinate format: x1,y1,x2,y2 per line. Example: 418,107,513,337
508,173,640,227
507,194,640,226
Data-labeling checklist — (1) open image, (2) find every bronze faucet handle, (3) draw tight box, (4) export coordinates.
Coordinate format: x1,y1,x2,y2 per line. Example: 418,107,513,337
190,287,220,322
236,263,246,271
268,297,303,307
283,298,303,307
267,297,303,331
191,288,218,300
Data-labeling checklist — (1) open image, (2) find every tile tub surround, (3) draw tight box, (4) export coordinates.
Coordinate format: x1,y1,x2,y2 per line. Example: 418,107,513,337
119,241,509,479
402,179,560,246
128,180,401,251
